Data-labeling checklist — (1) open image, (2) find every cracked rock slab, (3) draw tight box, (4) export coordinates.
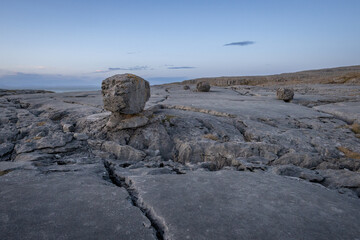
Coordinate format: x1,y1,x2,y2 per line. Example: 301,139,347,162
126,170,360,240
0,165,155,240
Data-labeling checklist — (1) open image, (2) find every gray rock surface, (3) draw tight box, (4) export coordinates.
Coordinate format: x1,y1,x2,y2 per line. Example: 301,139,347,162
106,113,149,130
1,77,360,239
102,141,146,161
196,81,210,92
276,87,294,101
319,169,360,196
0,143,14,158
102,74,150,114
0,164,155,240
123,171,360,240
73,132,88,140
271,164,324,182
314,101,360,124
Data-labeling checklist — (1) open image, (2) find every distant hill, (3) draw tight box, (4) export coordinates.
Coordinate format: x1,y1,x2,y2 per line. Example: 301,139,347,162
179,65,360,86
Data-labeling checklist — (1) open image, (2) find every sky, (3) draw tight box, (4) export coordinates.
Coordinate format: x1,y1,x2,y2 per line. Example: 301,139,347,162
0,0,359,88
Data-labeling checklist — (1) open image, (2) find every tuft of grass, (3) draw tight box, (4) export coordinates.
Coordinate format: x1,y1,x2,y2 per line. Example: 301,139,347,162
33,136,42,140
37,122,46,126
161,115,176,127
350,122,360,134
162,115,175,122
203,134,219,141
0,169,12,176
337,146,360,160
333,72,360,84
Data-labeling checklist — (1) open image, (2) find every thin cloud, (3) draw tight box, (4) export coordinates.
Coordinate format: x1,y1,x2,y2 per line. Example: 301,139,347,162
168,66,196,70
224,41,255,46
94,66,148,73
109,66,148,71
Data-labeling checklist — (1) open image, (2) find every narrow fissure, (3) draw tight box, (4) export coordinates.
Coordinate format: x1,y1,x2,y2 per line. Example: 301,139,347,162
155,95,170,104
103,161,165,240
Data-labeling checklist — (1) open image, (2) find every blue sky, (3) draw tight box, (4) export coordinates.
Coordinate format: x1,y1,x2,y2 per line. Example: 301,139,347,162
0,0,359,87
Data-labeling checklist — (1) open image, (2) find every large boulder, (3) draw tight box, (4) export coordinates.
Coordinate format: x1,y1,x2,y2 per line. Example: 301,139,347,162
276,88,294,102
196,81,211,92
102,74,150,114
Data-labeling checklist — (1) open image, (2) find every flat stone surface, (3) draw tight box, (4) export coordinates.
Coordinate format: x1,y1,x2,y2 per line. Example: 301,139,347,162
314,101,360,123
127,170,360,240
0,164,155,240
1,81,360,240
148,85,332,120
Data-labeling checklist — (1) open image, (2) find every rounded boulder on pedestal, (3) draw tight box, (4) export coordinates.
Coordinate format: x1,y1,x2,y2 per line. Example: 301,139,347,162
101,74,150,114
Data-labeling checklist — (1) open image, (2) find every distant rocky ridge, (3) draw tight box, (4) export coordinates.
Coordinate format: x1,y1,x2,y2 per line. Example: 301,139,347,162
179,65,360,86
0,89,54,97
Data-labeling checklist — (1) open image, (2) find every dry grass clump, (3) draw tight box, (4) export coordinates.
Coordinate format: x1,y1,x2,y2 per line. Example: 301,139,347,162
25,136,43,143
337,146,360,160
332,72,360,84
0,169,12,176
162,115,176,123
203,134,219,141
37,122,46,126
350,122,360,134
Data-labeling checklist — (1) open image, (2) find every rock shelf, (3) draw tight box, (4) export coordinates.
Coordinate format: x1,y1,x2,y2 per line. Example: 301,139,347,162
1,78,360,239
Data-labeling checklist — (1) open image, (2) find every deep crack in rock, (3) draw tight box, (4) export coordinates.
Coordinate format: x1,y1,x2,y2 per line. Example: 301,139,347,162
103,161,166,240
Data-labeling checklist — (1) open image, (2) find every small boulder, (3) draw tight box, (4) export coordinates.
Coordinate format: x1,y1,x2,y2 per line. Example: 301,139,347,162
62,123,75,132
73,133,88,141
183,85,190,90
276,88,294,102
196,81,211,92
102,74,150,114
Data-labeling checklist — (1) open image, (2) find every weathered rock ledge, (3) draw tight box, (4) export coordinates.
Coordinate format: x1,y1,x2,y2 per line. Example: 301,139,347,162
1,79,360,239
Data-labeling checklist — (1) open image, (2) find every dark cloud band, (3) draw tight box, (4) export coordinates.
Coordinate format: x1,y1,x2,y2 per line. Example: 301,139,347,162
224,41,255,46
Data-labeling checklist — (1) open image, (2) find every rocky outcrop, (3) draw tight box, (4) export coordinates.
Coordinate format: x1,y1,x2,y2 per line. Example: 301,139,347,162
106,114,149,130
101,74,151,130
181,65,360,86
102,74,150,114
0,89,53,97
102,141,146,161
271,164,324,182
